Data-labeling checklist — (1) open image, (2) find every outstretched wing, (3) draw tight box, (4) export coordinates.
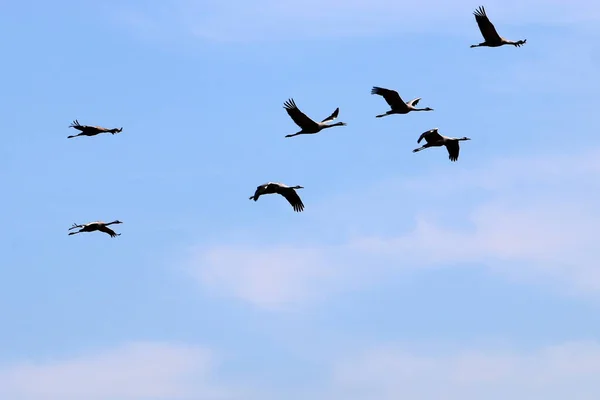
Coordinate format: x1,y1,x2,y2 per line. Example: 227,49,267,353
446,141,460,162
473,6,501,42
98,225,120,238
279,189,304,212
283,99,318,130
417,129,443,144
69,119,114,133
321,107,339,123
371,87,406,108
69,120,105,133
69,119,87,132
68,223,82,231
250,184,267,201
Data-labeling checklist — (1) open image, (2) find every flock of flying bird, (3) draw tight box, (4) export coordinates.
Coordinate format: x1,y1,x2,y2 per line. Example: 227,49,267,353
66,5,526,237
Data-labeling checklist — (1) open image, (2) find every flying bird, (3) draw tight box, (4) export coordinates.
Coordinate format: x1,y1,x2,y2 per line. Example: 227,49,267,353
412,128,471,162
283,98,346,138
370,87,433,118
67,120,123,139
470,6,526,48
68,220,123,237
249,182,305,212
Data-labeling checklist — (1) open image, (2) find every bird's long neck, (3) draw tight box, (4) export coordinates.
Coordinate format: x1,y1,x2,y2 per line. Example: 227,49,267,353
412,108,430,111
324,122,344,128
106,220,119,226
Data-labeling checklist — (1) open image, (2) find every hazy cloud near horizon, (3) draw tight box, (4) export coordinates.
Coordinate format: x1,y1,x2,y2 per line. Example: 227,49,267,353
2,340,600,400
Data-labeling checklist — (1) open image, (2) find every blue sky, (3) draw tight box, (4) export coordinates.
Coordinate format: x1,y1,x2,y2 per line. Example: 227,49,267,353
1,0,600,399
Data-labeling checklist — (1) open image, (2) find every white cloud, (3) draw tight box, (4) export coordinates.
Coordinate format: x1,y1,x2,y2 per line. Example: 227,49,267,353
188,147,600,308
354,199,600,291
0,342,233,400
327,341,600,400
116,0,600,42
189,244,357,310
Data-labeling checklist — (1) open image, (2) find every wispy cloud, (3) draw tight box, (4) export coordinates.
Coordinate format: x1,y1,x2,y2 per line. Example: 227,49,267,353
0,342,234,400
187,244,355,310
115,0,600,42
187,147,600,309
351,148,600,292
327,340,600,400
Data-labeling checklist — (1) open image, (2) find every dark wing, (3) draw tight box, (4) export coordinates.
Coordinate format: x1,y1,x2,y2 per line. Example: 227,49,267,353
473,6,501,42
446,141,460,162
69,120,104,133
97,225,120,237
68,223,83,231
417,129,443,144
69,120,86,132
279,189,304,212
250,185,266,201
283,99,318,130
371,87,406,108
321,107,339,123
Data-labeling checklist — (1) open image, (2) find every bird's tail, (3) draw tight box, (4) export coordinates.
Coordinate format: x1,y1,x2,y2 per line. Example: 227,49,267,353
413,147,425,153
375,113,389,118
